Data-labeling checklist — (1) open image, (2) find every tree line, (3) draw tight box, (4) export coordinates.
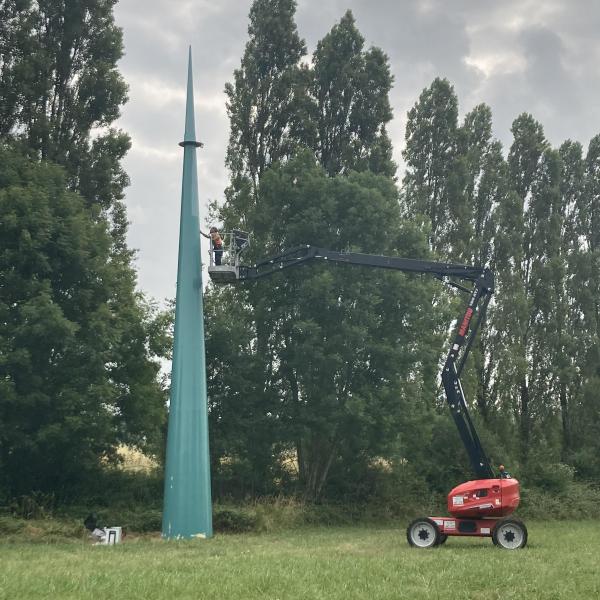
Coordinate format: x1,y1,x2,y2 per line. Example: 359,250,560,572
206,0,600,501
0,0,168,498
0,0,598,506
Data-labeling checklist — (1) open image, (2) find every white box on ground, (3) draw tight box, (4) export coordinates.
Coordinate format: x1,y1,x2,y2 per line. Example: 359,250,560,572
103,527,122,545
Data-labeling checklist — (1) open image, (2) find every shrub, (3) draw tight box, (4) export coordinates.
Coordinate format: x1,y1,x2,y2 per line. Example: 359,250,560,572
524,462,575,494
519,481,600,520
69,469,163,508
0,516,26,534
213,507,261,533
8,492,56,520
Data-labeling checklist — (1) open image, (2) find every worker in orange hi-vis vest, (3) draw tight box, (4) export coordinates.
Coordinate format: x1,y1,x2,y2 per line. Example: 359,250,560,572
201,226,223,265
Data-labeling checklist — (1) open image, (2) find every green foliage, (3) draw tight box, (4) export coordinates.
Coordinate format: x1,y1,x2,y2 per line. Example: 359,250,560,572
224,0,307,193
0,146,167,496
213,507,260,533
8,492,57,520
215,0,600,505
311,11,395,177
216,4,447,504
0,0,130,216
0,1,170,504
401,77,600,485
101,507,162,533
223,3,395,229
1,0,598,511
403,78,459,254
519,482,600,520
60,468,163,508
0,515,26,535
524,462,575,495
0,515,84,542
211,150,444,501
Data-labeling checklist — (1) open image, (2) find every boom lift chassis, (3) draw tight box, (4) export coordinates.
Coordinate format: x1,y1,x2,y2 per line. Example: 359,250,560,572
208,242,527,549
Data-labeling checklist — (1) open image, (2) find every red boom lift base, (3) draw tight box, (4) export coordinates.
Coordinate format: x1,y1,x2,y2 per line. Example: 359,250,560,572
407,476,528,549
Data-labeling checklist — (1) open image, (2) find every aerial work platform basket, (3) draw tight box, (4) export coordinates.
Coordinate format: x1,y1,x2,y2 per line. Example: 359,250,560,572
206,230,249,282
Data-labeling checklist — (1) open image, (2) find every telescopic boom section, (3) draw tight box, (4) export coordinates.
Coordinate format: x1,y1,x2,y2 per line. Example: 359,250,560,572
215,244,496,480
238,245,492,284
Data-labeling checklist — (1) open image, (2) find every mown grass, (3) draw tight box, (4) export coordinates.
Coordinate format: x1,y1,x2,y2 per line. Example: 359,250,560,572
1,521,598,600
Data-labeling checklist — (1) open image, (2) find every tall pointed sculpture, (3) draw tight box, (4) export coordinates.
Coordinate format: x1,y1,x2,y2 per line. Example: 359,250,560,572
162,48,212,539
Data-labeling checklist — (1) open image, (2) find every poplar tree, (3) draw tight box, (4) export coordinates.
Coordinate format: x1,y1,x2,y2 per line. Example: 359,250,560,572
403,78,459,255
554,140,585,456
455,105,509,422
0,0,130,223
216,0,308,493
0,0,24,134
402,90,510,460
224,0,307,223
310,11,395,177
567,135,600,477
496,113,552,459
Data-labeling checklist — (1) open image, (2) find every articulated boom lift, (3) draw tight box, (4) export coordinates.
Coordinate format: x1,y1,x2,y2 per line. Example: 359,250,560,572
208,240,527,549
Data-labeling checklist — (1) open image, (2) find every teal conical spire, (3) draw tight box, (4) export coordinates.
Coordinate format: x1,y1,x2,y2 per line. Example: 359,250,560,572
162,47,212,540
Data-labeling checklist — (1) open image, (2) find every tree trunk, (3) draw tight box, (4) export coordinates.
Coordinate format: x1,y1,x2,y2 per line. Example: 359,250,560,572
301,431,338,502
559,380,571,458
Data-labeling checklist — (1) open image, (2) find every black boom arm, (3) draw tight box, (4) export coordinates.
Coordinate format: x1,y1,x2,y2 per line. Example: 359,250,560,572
231,245,495,479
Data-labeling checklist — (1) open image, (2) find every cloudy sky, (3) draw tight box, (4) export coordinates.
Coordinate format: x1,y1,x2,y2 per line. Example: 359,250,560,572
112,0,600,304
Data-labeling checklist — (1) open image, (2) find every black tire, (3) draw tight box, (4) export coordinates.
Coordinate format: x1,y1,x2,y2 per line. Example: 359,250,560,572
492,518,528,549
406,517,441,549
438,533,448,545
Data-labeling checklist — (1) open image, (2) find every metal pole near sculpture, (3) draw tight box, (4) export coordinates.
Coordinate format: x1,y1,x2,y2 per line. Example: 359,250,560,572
162,48,213,539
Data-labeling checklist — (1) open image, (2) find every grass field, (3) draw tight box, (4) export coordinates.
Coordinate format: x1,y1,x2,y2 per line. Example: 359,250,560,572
1,521,598,599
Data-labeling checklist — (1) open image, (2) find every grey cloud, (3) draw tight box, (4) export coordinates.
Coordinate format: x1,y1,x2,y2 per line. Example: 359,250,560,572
519,26,579,111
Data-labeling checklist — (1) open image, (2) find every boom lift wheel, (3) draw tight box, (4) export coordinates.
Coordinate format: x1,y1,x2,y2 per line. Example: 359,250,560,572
406,518,440,548
492,518,528,549
437,533,448,545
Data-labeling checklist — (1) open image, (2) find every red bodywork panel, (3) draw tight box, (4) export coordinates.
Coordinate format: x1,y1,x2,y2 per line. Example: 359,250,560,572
446,478,520,519
429,516,498,537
